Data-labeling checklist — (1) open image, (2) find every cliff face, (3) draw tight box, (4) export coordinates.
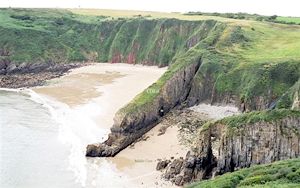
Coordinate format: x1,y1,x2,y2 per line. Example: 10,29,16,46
162,110,300,186
86,61,201,156
86,20,300,157
186,59,300,112
216,117,300,174
0,9,217,67
85,20,230,157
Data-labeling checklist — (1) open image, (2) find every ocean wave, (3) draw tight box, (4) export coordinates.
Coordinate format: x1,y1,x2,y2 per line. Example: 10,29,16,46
19,89,88,187
0,88,23,93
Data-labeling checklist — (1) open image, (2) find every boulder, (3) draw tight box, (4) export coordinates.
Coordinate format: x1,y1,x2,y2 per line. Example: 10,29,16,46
156,159,171,170
6,62,17,74
0,59,6,70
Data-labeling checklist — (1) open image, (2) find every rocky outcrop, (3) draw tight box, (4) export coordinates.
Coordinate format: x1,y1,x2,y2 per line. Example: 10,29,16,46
0,61,83,88
156,159,171,170
161,111,300,186
86,61,201,157
0,59,7,71
292,91,300,110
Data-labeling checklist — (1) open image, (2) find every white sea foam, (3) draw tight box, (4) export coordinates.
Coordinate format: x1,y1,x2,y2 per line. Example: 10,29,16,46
0,88,23,93
19,89,107,187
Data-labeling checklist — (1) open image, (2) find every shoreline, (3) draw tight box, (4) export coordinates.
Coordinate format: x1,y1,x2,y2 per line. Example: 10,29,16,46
11,62,241,188
0,62,85,88
31,63,173,187
0,61,166,89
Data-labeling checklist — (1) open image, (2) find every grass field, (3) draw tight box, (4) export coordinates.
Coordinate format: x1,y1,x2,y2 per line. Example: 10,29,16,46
68,9,255,24
68,9,300,63
221,22,300,62
276,16,300,24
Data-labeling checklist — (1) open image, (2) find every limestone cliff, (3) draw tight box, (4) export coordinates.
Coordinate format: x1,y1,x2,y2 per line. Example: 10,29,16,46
86,61,201,156
85,19,228,157
161,110,300,186
186,60,300,112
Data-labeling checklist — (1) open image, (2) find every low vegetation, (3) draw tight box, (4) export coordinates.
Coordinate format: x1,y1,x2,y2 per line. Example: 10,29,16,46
200,109,300,133
186,158,300,188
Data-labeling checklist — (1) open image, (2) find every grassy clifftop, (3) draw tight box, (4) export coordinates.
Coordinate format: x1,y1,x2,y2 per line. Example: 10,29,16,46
1,8,299,112
0,8,217,66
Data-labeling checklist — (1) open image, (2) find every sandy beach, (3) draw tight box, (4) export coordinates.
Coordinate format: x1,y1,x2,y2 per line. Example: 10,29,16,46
33,63,185,187
32,63,241,188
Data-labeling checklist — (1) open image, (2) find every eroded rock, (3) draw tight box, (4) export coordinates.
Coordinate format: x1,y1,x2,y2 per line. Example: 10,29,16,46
161,113,300,186
0,61,83,88
156,159,171,170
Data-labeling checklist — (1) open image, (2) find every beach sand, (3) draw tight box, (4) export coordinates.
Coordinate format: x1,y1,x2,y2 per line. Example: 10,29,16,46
33,63,240,188
33,63,185,187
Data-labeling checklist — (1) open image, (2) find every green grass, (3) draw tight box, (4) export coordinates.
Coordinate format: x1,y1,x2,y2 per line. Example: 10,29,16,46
118,48,203,115
238,22,300,62
220,109,300,128
276,17,300,24
214,22,300,63
2,8,300,64
0,8,216,64
1,8,300,119
67,9,300,113
277,79,300,109
186,158,300,188
199,109,300,132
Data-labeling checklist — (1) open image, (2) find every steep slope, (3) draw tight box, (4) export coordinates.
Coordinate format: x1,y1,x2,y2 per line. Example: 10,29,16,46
86,17,300,157
86,23,226,156
0,8,217,66
278,79,300,110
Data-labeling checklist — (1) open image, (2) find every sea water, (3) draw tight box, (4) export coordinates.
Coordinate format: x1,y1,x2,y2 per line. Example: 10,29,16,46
0,89,131,188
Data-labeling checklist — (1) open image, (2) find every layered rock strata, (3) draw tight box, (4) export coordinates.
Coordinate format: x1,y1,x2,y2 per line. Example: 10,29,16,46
161,113,300,186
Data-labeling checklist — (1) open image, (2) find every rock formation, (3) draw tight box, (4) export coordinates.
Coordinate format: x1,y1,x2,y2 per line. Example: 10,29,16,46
0,61,82,88
161,111,300,186
86,61,201,157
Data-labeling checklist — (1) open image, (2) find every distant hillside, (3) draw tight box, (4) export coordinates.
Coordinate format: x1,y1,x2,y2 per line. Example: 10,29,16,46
0,8,219,66
1,8,300,64
184,11,300,25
